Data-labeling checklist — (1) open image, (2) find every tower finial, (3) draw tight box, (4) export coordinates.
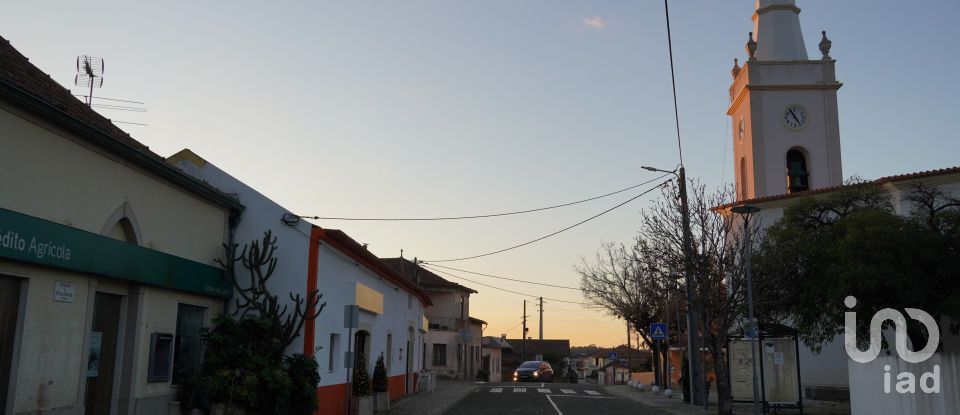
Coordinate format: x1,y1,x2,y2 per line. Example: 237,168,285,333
731,58,741,79
746,32,758,61
819,30,832,60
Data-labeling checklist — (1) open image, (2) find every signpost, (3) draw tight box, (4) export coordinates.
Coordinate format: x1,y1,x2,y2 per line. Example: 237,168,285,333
651,323,668,388
650,323,667,340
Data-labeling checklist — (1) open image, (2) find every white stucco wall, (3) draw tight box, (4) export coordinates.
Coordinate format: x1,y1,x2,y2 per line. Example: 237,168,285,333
170,150,428,390
736,173,960,392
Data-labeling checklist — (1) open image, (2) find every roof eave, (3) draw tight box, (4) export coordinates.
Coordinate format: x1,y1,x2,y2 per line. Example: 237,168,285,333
0,80,244,213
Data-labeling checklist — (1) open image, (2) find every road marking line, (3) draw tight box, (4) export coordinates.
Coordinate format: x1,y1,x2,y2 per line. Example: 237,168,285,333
538,388,551,393
560,389,576,394
546,394,564,415
513,387,526,393
490,388,502,393
584,390,601,396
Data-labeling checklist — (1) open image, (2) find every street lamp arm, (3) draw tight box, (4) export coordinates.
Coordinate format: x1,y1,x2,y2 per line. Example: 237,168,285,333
641,166,680,177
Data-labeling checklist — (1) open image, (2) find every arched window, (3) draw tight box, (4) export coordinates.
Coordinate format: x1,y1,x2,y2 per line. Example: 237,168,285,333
739,157,747,200
107,218,138,244
786,149,809,193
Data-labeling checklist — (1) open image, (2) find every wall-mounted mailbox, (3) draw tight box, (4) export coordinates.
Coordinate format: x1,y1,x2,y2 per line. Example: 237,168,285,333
147,332,174,382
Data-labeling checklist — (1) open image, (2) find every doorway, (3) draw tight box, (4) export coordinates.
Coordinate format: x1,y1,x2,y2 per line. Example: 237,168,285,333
85,292,122,415
405,328,413,394
0,275,22,412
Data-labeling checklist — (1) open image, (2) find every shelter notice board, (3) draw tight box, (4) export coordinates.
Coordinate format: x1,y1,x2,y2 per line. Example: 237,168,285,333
729,339,799,403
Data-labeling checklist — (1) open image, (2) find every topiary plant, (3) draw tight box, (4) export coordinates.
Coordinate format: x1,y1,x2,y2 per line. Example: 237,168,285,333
372,353,388,393
353,352,371,396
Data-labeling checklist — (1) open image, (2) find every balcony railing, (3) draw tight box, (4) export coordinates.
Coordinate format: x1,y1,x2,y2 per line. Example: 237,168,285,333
427,317,459,331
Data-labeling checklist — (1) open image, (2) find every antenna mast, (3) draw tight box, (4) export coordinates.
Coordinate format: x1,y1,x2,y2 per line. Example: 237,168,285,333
75,55,104,106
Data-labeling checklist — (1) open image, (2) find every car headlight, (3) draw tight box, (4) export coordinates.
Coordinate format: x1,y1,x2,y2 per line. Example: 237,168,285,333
513,371,518,377
533,371,539,377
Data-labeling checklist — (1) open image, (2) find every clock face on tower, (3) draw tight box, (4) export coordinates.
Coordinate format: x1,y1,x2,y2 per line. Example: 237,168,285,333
782,104,808,131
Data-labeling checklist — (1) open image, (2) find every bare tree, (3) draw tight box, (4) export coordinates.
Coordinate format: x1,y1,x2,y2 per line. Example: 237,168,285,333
642,181,774,415
577,240,671,384
580,180,765,415
218,230,326,348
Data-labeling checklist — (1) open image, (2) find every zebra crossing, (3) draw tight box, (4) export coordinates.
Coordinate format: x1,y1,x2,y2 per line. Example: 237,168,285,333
487,387,602,396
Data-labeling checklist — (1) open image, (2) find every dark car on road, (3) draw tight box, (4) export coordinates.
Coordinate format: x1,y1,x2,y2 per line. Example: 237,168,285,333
512,360,554,382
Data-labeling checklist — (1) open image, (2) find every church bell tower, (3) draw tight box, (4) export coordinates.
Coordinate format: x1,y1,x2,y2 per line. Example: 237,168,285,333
728,0,843,200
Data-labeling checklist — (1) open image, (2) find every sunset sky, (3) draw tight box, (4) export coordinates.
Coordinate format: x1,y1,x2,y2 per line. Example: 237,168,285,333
3,1,958,347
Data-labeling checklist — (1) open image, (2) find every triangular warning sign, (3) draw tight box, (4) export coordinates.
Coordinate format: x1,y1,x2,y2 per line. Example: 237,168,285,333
652,326,665,338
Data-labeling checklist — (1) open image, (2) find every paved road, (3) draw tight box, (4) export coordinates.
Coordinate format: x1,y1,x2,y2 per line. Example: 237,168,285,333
443,382,646,415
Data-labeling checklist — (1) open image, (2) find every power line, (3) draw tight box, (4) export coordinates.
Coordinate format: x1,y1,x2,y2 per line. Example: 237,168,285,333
73,94,144,105
423,179,671,262
422,263,580,290
92,104,147,112
295,174,670,221
423,264,586,305
664,0,684,166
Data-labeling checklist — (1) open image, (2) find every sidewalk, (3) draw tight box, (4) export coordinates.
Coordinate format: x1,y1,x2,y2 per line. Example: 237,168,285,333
387,380,481,415
603,385,850,415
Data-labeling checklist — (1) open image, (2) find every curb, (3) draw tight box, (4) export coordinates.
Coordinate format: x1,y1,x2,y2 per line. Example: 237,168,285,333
435,385,481,415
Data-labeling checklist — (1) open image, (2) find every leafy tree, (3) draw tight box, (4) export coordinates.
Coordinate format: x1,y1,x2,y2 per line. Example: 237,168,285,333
353,352,371,397
372,353,388,393
755,183,960,351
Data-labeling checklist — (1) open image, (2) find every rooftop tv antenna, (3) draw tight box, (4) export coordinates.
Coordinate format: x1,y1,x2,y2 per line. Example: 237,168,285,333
75,55,104,106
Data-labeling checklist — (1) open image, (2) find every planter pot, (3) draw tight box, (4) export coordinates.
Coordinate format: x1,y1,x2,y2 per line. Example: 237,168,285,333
374,391,390,412
351,396,374,415
211,403,247,415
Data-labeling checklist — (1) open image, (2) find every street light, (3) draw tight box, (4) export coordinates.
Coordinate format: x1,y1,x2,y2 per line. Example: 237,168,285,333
641,165,704,406
731,204,762,415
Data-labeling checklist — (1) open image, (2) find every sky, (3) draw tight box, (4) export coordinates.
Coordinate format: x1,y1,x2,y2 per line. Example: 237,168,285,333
3,1,959,347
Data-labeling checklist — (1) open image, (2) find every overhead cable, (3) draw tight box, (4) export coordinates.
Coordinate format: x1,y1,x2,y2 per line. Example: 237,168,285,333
295,174,670,221
422,179,671,262
423,264,586,305
422,263,580,290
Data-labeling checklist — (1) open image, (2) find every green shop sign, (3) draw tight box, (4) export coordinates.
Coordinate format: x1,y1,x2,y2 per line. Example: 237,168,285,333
0,207,231,298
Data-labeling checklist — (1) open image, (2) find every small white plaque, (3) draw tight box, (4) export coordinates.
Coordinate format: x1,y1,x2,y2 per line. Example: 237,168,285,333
54,281,75,303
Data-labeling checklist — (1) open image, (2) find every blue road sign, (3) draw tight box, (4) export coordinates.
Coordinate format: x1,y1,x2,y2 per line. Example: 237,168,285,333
650,323,668,340
609,351,618,360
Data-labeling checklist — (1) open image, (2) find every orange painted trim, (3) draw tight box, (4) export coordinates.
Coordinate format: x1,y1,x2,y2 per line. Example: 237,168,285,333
388,374,406,401
316,383,348,415
305,226,322,356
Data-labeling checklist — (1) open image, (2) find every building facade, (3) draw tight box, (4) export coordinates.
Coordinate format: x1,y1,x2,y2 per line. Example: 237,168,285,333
169,150,433,415
481,336,511,383
0,37,242,415
382,258,483,380
722,1,960,400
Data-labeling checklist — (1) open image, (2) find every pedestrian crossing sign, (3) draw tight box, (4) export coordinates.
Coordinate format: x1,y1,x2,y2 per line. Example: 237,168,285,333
650,323,668,340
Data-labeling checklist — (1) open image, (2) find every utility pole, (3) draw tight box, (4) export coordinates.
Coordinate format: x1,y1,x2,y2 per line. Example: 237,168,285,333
679,167,705,405
522,300,527,361
538,297,544,340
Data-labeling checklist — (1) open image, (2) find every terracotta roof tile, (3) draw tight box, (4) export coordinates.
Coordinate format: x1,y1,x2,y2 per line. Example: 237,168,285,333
381,257,477,294
715,165,960,210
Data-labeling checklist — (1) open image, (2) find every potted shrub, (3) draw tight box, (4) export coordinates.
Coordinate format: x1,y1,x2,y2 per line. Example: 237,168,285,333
351,353,373,415
372,353,390,412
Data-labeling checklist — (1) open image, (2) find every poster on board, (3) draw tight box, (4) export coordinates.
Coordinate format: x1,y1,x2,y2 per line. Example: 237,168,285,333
87,331,102,378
